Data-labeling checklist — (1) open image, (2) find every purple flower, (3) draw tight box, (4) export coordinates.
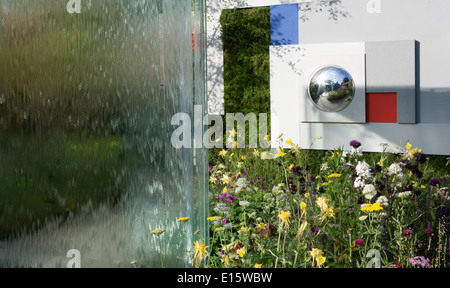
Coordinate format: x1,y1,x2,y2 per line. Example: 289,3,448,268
310,226,319,233
219,193,229,201
221,218,227,224
425,228,434,234
403,229,413,236
228,196,236,201
430,178,440,186
414,152,426,164
256,176,261,182
350,140,361,148
409,256,431,268
248,180,253,184
208,167,212,171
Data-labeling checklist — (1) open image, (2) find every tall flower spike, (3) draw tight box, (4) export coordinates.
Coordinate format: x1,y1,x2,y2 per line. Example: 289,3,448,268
191,241,209,268
278,210,291,230
300,202,307,213
297,221,308,239
219,149,227,158
309,248,326,268
316,197,329,211
318,206,335,224
276,147,286,157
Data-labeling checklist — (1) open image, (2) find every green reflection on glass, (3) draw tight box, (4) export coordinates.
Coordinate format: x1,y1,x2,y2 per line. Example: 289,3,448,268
0,0,206,267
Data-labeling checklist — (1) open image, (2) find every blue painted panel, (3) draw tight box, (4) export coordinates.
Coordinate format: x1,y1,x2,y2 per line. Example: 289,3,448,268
270,4,299,45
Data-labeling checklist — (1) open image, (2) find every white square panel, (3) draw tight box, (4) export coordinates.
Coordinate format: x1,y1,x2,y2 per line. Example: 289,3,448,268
297,43,366,123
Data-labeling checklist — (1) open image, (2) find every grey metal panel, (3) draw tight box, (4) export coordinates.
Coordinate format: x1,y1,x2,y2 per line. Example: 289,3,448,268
365,40,417,124
419,89,450,124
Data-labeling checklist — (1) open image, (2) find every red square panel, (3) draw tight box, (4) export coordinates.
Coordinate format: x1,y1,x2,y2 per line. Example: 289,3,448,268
366,93,397,123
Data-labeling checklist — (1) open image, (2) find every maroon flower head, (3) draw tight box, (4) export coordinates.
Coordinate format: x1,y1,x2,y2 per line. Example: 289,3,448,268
430,178,440,186
350,140,361,148
403,229,413,236
354,238,364,246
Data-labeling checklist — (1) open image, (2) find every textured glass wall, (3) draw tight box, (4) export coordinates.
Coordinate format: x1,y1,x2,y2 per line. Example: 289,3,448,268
0,0,207,267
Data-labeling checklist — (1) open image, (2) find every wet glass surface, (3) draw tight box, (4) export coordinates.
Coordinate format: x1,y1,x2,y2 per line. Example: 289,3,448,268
0,0,206,267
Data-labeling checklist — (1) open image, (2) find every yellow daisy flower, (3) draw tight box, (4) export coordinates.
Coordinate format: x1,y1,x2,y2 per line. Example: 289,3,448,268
361,203,384,212
328,173,342,178
151,228,165,235
177,217,190,223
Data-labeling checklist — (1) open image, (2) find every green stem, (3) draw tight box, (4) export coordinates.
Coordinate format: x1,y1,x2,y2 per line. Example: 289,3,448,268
158,235,164,268
283,165,289,188
209,229,217,267
282,231,287,267
277,227,282,252
184,223,187,268
293,243,299,267
348,234,352,265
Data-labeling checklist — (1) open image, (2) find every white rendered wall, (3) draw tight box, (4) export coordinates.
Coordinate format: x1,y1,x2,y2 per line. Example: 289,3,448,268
296,0,450,155
207,0,450,155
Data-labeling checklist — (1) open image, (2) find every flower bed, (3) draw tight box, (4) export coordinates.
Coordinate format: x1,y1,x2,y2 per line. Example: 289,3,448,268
204,136,449,268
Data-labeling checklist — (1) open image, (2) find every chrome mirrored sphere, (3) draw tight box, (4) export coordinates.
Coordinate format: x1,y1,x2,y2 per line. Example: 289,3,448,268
308,66,355,112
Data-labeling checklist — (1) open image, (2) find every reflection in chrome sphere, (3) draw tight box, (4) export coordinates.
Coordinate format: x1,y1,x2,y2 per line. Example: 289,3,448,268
308,66,355,112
